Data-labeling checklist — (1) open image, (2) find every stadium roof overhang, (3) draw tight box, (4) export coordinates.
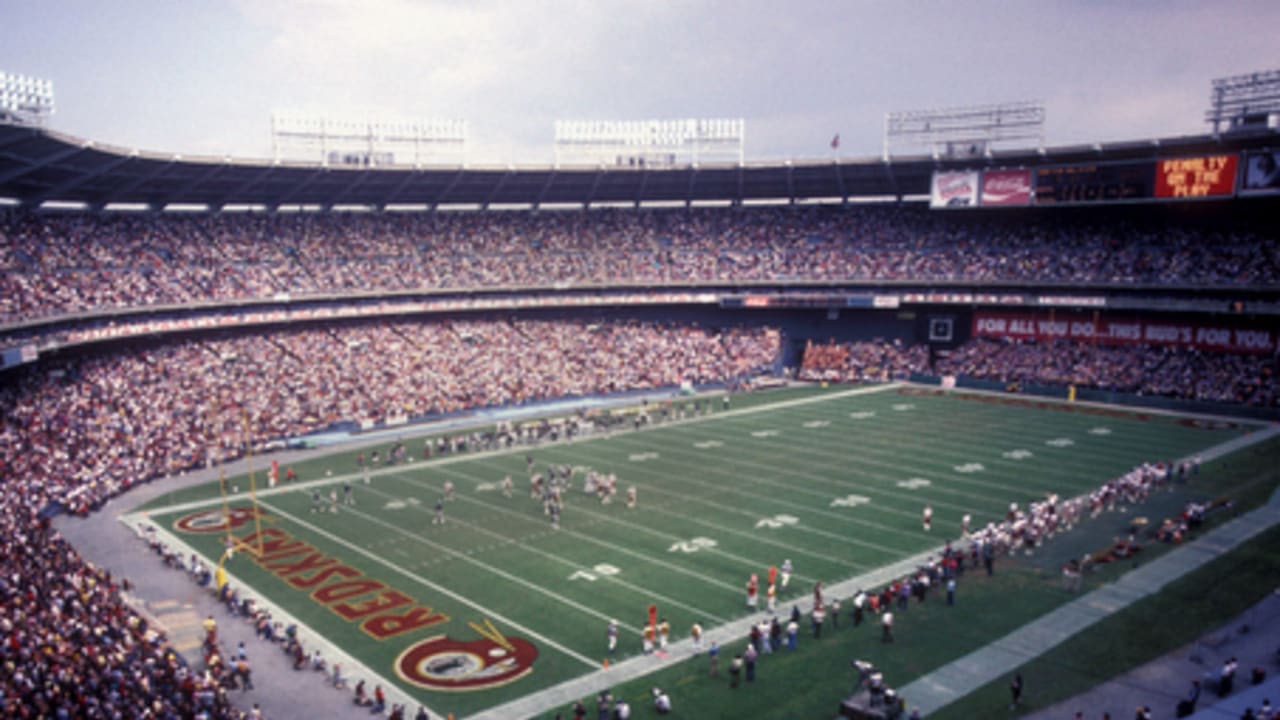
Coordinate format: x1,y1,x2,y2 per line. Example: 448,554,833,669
0,123,1277,211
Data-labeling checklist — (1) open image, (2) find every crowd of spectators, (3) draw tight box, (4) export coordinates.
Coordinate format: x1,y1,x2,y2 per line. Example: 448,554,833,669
0,508,249,718
0,316,776,718
798,339,931,383
2,205,1278,322
0,318,778,515
935,338,1278,407
798,337,1278,408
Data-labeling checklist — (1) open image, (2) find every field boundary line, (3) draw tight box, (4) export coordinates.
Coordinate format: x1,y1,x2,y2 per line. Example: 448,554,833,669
913,382,1274,428
467,419,1280,720
899,496,1280,714
391,464,750,594
136,384,904,518
346,480,728,627
421,461,832,586
561,434,917,556
116,512,436,718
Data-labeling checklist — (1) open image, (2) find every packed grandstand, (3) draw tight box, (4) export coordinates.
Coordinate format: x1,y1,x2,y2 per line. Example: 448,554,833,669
1,120,1278,719
1,205,1279,322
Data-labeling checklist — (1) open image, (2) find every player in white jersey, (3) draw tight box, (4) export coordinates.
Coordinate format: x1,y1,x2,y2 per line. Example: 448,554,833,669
780,559,793,589
501,474,513,498
922,504,933,531
626,486,638,509
442,480,455,502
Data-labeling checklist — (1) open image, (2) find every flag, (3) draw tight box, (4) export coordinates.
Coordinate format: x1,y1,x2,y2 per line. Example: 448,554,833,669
830,134,840,150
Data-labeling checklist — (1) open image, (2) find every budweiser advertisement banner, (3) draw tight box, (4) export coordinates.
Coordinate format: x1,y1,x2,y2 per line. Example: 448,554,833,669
930,171,980,208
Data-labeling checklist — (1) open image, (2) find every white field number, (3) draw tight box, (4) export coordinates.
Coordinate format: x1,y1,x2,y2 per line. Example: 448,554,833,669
755,514,800,529
568,563,622,582
831,494,872,508
668,537,718,553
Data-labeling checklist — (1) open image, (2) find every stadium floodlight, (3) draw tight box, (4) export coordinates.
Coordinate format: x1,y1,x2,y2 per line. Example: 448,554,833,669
883,101,1044,161
1206,69,1280,135
0,70,55,128
271,112,469,167
553,118,745,168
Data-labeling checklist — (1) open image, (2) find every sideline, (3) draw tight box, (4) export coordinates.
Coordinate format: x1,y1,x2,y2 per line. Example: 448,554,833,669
129,517,438,719
897,425,1280,716
120,386,1273,718
476,422,1280,720
133,382,902,518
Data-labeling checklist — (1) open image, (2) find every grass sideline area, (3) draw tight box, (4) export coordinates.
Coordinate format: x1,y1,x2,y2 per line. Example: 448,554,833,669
928,457,1280,718
580,436,1280,720
125,384,1269,718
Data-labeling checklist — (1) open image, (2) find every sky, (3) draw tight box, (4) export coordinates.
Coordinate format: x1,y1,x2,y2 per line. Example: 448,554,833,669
2,0,1277,165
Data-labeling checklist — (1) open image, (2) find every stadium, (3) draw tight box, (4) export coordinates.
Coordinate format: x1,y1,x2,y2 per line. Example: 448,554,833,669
3,14,1280,720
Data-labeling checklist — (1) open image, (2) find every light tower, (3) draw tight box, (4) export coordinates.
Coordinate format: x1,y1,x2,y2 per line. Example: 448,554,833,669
1205,69,1280,135
553,118,745,168
883,101,1044,161
271,113,469,167
0,71,55,128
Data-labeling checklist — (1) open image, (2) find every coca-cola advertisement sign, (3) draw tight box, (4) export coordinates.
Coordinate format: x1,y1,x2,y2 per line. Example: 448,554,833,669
981,169,1032,206
930,171,979,208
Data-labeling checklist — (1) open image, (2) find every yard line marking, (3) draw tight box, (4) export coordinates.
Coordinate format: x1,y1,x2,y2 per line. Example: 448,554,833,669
803,390,1186,472
598,429,944,535
687,417,1074,510
463,422,1280,720
403,465,747,594
557,439,913,558
633,420,995,513
337,501,651,633
426,461,834,585
358,478,727,624
138,383,904,517
119,514,441,720
254,499,602,668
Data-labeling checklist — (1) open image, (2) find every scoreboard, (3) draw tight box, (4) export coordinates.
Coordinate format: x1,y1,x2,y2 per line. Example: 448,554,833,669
932,150,1264,208
1034,161,1153,205
1154,154,1238,198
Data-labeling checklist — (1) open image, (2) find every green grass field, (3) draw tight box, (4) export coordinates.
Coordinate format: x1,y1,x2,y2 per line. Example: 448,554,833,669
127,384,1262,718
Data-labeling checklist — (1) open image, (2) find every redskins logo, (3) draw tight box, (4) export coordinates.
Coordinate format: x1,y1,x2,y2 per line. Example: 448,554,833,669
396,619,537,692
174,506,264,534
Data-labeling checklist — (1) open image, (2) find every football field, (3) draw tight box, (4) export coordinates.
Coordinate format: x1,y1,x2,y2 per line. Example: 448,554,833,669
127,384,1256,718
